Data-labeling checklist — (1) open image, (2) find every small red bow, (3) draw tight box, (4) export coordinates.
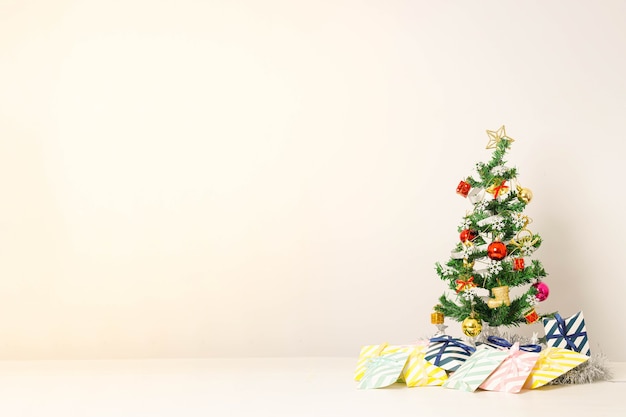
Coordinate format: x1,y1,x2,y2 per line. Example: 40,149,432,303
455,276,476,293
488,180,509,199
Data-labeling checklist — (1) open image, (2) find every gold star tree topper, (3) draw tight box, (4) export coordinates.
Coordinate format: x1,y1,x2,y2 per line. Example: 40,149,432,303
486,125,515,149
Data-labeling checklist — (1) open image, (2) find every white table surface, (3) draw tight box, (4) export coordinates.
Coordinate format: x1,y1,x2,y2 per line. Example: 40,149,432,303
0,357,624,417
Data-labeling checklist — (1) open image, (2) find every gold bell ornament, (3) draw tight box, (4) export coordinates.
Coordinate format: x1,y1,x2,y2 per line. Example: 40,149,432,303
462,313,482,338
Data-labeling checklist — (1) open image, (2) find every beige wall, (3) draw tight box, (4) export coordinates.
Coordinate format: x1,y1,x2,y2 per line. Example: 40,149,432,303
1,0,625,360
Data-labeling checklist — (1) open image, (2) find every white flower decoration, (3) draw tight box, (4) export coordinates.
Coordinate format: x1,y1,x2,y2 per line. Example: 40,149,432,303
491,165,507,176
461,244,475,258
460,288,478,301
488,259,503,275
459,217,471,229
441,266,456,277
521,243,536,256
492,218,505,231
475,200,489,212
526,294,539,306
512,213,528,228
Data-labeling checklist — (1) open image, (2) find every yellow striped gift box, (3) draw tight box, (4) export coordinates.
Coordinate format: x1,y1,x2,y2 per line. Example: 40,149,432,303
523,347,589,389
355,343,409,381
402,345,448,387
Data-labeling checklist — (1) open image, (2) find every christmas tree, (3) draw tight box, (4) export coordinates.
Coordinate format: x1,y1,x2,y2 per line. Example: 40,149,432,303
354,126,611,391
433,126,552,338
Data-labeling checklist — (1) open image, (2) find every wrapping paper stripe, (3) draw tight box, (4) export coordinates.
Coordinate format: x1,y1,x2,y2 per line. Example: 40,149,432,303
443,346,509,392
357,351,411,390
402,346,448,387
543,311,590,356
523,347,589,389
479,347,540,393
354,344,407,381
425,337,474,372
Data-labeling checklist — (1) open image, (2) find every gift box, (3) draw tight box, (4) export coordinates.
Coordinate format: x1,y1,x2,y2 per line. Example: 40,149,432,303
543,311,591,356
442,345,509,392
403,345,448,387
357,350,411,390
354,343,408,381
425,335,476,372
479,343,540,393
523,346,589,389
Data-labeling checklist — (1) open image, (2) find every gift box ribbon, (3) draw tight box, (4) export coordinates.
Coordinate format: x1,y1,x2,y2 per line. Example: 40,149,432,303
366,354,407,369
504,344,536,378
546,313,587,352
541,348,568,373
480,343,539,392
487,336,542,353
428,336,476,365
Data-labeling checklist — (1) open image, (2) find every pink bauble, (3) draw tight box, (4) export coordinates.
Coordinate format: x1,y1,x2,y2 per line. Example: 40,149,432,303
533,282,550,301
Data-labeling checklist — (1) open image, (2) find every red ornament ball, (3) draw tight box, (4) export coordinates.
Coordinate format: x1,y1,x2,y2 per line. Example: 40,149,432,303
487,241,507,260
460,229,477,242
513,257,525,271
533,282,550,301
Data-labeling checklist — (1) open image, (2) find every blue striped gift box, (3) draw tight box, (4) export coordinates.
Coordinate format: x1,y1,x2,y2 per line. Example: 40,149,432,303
542,311,590,356
424,335,476,372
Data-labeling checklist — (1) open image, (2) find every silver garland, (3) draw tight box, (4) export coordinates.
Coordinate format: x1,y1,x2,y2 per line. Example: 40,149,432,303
473,329,613,385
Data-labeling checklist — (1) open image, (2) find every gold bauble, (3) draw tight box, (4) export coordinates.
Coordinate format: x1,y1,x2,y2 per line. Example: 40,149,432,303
462,316,482,337
516,185,533,204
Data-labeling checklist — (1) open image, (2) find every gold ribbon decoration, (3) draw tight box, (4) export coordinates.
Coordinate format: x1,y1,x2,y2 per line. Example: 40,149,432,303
511,229,539,255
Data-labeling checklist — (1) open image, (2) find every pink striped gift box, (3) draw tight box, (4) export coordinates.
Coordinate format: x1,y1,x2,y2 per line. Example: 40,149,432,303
479,342,540,393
